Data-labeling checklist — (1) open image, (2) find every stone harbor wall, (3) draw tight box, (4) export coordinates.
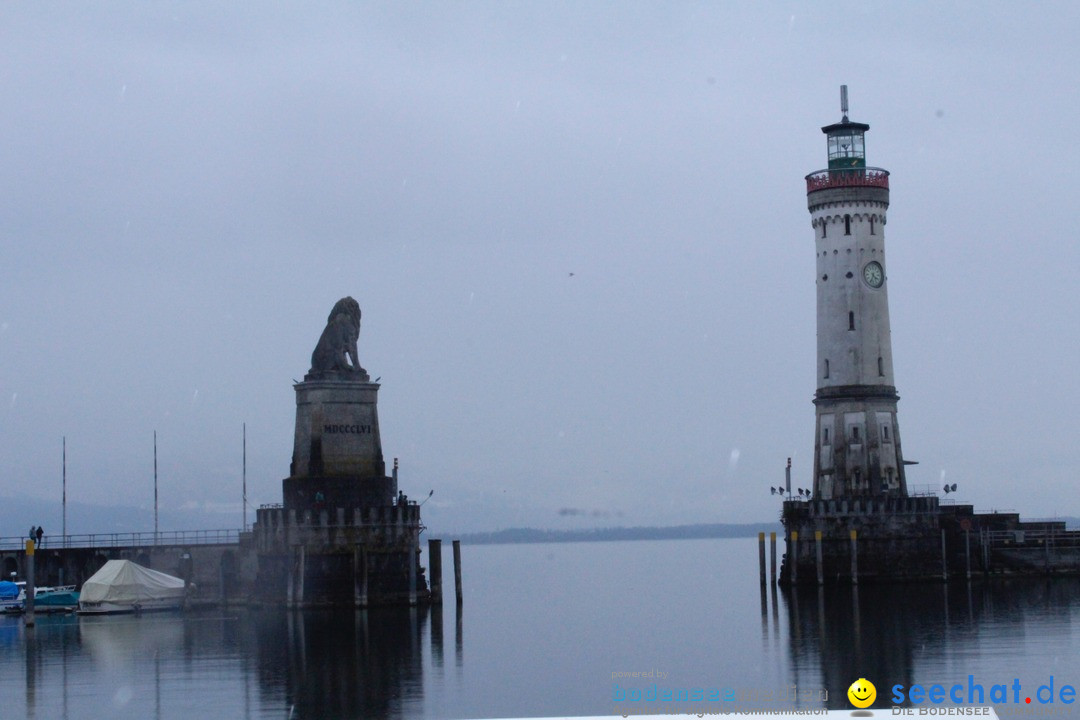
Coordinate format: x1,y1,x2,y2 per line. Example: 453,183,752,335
781,496,1080,585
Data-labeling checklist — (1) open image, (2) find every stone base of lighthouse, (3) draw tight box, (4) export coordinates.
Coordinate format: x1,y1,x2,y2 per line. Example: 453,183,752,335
779,497,1080,585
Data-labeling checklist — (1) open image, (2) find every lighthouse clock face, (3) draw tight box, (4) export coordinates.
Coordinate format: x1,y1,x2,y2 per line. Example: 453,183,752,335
863,261,884,288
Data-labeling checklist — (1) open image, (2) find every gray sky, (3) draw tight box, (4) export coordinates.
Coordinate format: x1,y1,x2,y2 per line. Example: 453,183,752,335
2,3,1078,533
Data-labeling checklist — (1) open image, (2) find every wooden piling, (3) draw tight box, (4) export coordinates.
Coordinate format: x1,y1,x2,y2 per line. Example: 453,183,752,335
24,540,35,627
286,550,295,607
940,529,948,581
850,529,858,585
759,582,768,634
791,531,798,585
965,530,971,580
815,530,823,585
428,539,443,604
354,547,369,608
769,532,777,585
452,540,462,604
297,545,306,605
758,532,766,585
408,538,418,606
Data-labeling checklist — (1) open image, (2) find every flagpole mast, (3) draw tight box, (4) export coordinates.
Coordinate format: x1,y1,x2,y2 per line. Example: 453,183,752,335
154,430,159,544
62,436,67,548
242,422,247,532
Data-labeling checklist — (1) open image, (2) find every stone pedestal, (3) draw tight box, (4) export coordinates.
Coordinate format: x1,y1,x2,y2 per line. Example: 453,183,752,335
285,378,395,512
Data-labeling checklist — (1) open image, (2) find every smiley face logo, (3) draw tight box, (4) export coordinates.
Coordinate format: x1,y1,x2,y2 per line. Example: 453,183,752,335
847,678,876,708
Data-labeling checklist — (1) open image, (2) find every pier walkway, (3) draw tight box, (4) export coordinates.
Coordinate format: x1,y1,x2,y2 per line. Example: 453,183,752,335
0,529,240,552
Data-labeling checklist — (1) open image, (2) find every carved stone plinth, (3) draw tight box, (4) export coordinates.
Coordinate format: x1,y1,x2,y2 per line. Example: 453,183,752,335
286,379,395,511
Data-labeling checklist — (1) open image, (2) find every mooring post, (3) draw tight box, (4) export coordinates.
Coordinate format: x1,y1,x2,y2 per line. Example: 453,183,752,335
452,539,462,604
965,530,971,580
814,530,823,586
758,532,767,585
428,539,443,604
850,529,858,585
769,532,777,585
408,537,418,606
286,548,295,607
940,529,948,581
354,547,369,608
297,545,306,606
791,531,798,585
759,582,768,635
25,540,35,628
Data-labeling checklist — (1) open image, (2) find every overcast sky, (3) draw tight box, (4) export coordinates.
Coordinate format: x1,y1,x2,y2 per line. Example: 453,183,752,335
2,2,1078,534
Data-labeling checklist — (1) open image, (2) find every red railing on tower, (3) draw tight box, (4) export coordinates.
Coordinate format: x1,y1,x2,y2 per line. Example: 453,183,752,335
805,168,889,193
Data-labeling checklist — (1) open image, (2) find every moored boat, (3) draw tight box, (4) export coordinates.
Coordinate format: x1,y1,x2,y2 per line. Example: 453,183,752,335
0,582,80,613
35,585,80,612
77,560,187,615
0,581,23,613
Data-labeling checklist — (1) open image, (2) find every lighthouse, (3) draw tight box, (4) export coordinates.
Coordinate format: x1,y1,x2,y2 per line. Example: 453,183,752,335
779,88,1078,587
807,87,907,500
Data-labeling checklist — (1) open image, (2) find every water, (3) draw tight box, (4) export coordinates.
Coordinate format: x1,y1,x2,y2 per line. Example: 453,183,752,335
2,537,1079,719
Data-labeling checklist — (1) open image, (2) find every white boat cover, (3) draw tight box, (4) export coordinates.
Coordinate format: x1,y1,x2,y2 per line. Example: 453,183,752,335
79,560,186,606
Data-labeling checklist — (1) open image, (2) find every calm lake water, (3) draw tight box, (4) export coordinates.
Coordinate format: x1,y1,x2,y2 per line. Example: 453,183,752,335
2,537,1079,719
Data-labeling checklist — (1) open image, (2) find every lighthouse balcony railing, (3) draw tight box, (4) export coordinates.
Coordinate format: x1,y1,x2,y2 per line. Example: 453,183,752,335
805,167,889,193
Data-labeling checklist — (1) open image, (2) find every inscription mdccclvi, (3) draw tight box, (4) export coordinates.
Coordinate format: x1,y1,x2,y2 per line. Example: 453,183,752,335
323,424,372,434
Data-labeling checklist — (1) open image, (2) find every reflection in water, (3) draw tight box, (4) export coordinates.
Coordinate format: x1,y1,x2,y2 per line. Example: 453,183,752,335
455,602,463,669
6,542,1080,719
6,604,441,720
431,601,444,668
782,579,1080,710
79,614,186,663
255,605,430,719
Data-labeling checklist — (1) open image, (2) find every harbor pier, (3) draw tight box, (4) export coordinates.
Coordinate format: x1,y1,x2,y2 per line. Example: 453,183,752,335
0,530,246,601
3,298,439,609
780,497,1080,585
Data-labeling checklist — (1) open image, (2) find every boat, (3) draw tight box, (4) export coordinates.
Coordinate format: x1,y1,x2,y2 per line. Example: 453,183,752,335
35,585,80,612
0,581,23,613
77,560,188,615
0,582,80,613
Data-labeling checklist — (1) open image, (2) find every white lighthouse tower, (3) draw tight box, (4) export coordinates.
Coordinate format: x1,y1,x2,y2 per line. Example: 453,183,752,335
808,87,907,500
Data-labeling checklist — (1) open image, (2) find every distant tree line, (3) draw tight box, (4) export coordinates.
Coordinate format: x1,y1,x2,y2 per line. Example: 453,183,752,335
453,522,782,545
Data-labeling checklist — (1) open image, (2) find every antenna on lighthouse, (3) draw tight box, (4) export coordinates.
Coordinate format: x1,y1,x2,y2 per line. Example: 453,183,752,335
840,85,849,122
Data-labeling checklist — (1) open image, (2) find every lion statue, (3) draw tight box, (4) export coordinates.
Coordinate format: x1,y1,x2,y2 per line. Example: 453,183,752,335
309,297,367,377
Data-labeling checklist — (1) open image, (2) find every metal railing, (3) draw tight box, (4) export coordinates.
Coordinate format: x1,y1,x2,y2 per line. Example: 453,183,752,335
985,528,1080,549
0,529,241,552
806,167,889,193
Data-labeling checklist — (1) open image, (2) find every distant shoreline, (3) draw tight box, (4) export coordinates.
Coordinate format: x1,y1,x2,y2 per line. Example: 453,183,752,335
441,522,782,545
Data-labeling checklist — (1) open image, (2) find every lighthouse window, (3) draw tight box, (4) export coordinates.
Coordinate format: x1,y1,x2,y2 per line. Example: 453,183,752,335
882,425,891,442
878,356,884,376
823,428,830,445
821,222,827,239
870,216,876,235
844,215,851,235
852,426,860,441
848,311,855,331
824,359,830,378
